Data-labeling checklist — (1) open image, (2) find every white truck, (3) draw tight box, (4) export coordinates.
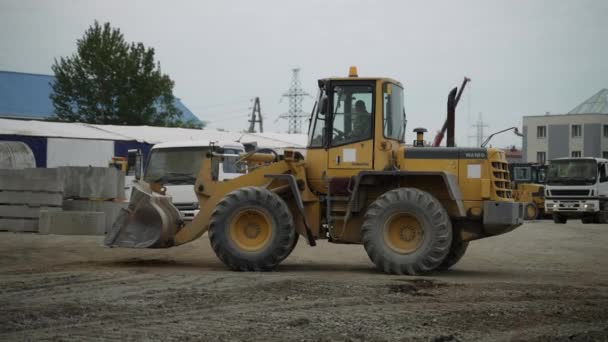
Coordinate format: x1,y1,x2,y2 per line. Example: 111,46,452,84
544,157,608,224
139,140,246,220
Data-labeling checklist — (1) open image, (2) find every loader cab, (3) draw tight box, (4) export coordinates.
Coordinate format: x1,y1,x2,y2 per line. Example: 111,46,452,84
510,163,547,185
306,68,406,193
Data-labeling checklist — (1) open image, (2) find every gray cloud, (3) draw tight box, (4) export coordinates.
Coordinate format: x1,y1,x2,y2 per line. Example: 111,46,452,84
1,0,606,147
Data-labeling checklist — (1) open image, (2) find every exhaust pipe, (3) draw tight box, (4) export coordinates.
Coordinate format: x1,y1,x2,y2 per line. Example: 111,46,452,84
432,77,470,147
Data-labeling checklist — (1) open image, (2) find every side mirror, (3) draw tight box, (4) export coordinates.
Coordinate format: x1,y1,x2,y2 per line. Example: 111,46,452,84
319,95,329,115
134,149,143,180
601,164,608,183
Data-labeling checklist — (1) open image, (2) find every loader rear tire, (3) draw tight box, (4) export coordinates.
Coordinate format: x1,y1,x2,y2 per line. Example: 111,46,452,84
362,188,452,275
524,202,539,220
437,237,469,270
209,187,296,271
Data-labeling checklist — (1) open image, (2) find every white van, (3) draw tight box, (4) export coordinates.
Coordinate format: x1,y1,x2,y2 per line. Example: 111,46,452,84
141,140,246,220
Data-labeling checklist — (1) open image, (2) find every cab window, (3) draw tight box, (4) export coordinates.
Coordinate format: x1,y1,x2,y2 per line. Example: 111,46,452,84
514,166,531,181
308,93,326,148
383,83,405,141
330,85,373,146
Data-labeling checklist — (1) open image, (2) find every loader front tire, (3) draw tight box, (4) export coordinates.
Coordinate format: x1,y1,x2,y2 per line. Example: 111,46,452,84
362,188,452,275
209,187,296,271
437,236,469,270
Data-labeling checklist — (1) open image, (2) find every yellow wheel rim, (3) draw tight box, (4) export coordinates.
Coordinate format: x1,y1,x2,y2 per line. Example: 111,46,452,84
383,212,424,254
526,204,536,218
229,208,272,252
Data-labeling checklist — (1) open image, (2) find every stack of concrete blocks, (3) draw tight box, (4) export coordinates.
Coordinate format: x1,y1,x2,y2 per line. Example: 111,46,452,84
0,169,63,232
0,166,127,235
43,166,127,235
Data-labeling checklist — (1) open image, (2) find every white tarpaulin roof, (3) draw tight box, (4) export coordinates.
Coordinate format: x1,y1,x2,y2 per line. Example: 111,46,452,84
0,118,307,148
0,118,126,140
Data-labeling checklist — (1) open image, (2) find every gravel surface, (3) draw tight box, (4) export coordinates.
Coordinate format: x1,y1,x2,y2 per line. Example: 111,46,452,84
0,221,607,341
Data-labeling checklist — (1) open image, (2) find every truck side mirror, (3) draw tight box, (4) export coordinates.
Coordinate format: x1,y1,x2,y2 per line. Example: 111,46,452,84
133,149,143,180
601,164,608,183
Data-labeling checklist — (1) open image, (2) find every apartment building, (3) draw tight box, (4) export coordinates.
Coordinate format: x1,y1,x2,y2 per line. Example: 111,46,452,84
523,89,608,163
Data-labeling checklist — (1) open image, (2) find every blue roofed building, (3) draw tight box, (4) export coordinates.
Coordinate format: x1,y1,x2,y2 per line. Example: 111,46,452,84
0,70,201,123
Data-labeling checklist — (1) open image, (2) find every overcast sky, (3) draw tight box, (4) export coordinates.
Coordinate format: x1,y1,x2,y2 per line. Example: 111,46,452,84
1,0,606,147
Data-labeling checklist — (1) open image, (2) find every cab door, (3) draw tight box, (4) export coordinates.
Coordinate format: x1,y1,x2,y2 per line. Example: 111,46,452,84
326,82,375,171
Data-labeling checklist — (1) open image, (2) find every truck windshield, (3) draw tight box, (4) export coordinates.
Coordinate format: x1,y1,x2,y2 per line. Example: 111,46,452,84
546,159,597,185
144,147,208,185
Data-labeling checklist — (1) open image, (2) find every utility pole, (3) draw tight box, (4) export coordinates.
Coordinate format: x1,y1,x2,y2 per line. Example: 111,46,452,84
469,112,489,147
279,68,310,134
247,97,263,133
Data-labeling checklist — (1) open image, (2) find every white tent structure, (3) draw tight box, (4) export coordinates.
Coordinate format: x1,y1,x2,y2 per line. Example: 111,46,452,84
0,118,307,167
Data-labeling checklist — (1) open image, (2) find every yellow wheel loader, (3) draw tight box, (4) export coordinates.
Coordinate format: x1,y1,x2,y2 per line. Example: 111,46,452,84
509,163,547,220
105,67,524,275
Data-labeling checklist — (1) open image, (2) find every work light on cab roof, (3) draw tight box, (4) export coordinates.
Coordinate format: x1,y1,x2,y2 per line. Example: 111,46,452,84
348,66,358,77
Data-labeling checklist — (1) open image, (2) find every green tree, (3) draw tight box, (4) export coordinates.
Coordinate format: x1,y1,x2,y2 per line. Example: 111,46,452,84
50,21,202,128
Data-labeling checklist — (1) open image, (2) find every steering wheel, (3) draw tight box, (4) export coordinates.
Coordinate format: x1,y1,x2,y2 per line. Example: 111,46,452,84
333,128,345,140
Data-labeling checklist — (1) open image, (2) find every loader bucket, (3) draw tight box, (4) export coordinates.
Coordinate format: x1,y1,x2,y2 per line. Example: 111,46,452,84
104,182,183,248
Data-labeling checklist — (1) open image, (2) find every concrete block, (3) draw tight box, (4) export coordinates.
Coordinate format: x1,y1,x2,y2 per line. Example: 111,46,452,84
38,210,105,235
0,205,61,218
0,191,63,206
0,218,39,232
0,176,64,193
0,168,62,181
62,200,127,233
59,167,125,200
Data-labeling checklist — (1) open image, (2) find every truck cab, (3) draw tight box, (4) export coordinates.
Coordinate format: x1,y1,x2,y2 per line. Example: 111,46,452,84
545,157,608,223
143,140,246,220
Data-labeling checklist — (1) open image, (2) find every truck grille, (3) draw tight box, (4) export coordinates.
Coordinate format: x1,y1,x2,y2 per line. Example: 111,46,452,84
548,189,591,196
492,161,512,199
173,202,199,211
554,201,582,211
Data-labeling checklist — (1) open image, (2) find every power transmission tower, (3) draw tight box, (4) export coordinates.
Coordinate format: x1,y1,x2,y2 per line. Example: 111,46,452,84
279,68,310,133
247,97,263,133
468,112,489,147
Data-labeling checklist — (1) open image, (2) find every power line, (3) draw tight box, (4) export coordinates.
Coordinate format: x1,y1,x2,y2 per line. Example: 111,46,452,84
278,68,310,134
202,107,250,118
204,113,249,125
189,98,252,110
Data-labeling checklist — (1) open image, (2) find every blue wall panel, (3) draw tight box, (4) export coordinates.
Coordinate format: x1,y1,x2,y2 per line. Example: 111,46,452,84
113,140,152,161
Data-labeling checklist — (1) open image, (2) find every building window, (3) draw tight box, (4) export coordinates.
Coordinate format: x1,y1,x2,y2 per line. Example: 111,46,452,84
571,125,582,137
571,151,582,158
537,151,546,164
603,151,608,159
536,126,546,138
604,125,608,138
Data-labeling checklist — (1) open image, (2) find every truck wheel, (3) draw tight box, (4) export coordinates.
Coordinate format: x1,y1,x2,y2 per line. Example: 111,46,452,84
437,236,469,270
361,188,452,275
552,213,567,224
582,215,594,224
594,211,608,224
524,202,539,220
209,186,296,271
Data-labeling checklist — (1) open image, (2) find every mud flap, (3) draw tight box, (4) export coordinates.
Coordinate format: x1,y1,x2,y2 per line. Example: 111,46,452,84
104,182,183,248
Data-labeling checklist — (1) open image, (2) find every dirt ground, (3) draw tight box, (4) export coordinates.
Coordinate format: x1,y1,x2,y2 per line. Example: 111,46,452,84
1,221,607,341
